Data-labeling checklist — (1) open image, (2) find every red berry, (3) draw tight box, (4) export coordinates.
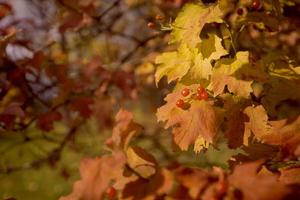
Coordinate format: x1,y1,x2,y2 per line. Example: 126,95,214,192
252,0,261,10
197,86,205,94
106,187,117,199
176,99,185,108
196,92,202,100
181,88,190,97
237,8,244,15
196,90,209,100
147,22,155,29
200,91,209,100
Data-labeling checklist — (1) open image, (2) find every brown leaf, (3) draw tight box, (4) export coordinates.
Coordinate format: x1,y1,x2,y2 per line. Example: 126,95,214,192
222,95,249,148
126,146,157,179
244,106,300,155
122,168,173,200
175,167,216,199
157,85,224,151
229,161,291,200
106,109,143,150
172,101,223,150
60,151,126,200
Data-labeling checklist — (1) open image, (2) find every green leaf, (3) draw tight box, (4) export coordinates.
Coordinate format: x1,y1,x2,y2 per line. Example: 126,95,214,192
170,3,223,47
177,136,245,170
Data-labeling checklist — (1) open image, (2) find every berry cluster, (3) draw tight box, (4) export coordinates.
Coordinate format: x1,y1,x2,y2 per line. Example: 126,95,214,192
176,86,209,109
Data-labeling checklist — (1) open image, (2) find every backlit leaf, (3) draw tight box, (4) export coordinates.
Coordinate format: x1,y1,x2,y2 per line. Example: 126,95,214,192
170,3,223,47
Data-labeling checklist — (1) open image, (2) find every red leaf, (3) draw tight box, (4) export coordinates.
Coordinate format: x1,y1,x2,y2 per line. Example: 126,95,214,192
37,111,62,131
0,114,15,129
70,97,94,118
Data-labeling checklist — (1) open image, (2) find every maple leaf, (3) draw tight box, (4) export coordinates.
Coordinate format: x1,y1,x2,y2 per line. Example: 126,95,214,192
156,34,227,85
105,109,143,151
157,85,224,151
200,34,228,61
172,101,223,150
229,161,291,200
244,105,300,155
155,43,197,85
59,151,126,200
208,51,257,98
170,3,223,47
180,34,228,85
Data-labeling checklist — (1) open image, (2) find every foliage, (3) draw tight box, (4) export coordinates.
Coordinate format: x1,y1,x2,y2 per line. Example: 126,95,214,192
0,0,300,199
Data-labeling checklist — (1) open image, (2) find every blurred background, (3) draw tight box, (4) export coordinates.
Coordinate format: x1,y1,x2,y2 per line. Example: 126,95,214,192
0,0,186,199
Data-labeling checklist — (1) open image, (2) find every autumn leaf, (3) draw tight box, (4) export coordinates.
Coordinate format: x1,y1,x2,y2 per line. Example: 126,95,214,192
122,168,173,200
36,111,62,132
155,43,197,85
106,109,143,151
208,51,255,98
172,101,223,151
70,96,94,118
180,34,228,85
170,3,223,47
244,105,300,155
157,85,224,151
222,94,250,148
229,161,291,200
126,146,157,179
155,34,227,85
175,167,215,199
59,151,126,200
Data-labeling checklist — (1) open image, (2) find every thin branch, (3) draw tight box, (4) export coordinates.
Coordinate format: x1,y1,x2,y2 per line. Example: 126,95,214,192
120,33,162,64
94,0,121,21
